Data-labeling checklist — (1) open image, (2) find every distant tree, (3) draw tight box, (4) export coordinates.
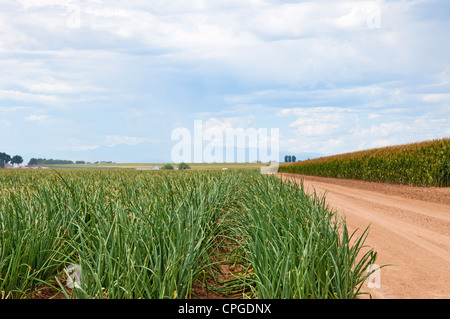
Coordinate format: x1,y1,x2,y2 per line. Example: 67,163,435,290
284,155,288,163
41,159,74,165
0,159,4,169
292,155,296,162
0,152,11,164
178,162,190,170
28,158,39,166
75,161,86,164
11,155,23,165
163,164,174,170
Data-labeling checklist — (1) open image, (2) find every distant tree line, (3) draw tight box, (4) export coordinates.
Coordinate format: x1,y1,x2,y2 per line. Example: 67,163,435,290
284,155,297,163
162,162,191,170
28,158,75,165
2,154,114,168
27,158,113,166
0,152,23,168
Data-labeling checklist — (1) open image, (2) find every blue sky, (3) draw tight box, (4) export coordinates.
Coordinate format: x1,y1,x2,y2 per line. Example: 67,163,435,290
1,0,449,163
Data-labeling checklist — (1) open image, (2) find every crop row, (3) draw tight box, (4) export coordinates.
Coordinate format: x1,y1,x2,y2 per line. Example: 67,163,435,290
279,138,450,187
0,169,377,299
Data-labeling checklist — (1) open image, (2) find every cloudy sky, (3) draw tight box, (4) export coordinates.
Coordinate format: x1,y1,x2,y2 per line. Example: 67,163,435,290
1,0,449,163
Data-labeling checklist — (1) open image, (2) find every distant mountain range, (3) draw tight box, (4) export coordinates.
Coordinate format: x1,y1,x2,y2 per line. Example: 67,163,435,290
20,143,327,165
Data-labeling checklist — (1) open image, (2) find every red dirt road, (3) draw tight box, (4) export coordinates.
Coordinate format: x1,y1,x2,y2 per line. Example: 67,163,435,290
277,173,450,299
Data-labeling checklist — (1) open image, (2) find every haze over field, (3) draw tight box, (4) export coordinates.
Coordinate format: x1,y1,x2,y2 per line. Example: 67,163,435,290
1,0,449,163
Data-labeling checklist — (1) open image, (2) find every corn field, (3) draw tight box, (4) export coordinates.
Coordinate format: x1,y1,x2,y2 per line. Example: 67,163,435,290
279,138,450,187
0,169,377,299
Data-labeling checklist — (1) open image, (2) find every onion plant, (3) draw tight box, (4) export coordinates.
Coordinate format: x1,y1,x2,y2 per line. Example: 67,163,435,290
225,174,378,299
1,169,378,299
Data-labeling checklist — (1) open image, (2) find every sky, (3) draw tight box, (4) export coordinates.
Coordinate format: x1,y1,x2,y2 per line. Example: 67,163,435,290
0,0,449,163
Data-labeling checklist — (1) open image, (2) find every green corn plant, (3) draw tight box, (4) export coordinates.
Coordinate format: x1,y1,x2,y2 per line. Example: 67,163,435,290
279,138,450,187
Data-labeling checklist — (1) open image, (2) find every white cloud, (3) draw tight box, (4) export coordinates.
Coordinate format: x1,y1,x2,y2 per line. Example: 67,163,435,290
334,2,382,29
18,0,72,9
433,67,450,86
202,117,254,132
1,119,12,127
0,89,59,104
24,114,50,123
280,135,347,156
421,93,450,103
105,135,160,147
0,58,105,99
0,13,39,51
226,85,392,108
71,145,100,151
4,1,381,64
0,106,35,113
1,0,443,92
277,107,362,154
369,138,397,149
203,118,233,133
360,121,412,137
281,107,359,137
25,81,75,94
277,103,450,156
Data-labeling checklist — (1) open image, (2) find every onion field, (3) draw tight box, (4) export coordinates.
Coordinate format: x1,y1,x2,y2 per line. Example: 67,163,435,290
0,169,377,299
279,138,450,187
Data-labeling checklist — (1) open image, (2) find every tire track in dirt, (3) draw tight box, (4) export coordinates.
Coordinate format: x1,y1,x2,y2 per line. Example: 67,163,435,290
277,173,450,299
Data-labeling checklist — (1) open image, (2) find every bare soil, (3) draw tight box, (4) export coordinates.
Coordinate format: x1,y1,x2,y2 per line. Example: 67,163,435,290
277,173,450,299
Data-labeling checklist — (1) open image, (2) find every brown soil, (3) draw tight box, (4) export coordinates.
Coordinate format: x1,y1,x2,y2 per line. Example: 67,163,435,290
190,236,249,299
277,173,450,299
29,280,68,299
190,263,247,299
30,287,66,299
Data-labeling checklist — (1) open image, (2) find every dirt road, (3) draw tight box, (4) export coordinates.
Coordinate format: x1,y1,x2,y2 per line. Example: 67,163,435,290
277,173,450,299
